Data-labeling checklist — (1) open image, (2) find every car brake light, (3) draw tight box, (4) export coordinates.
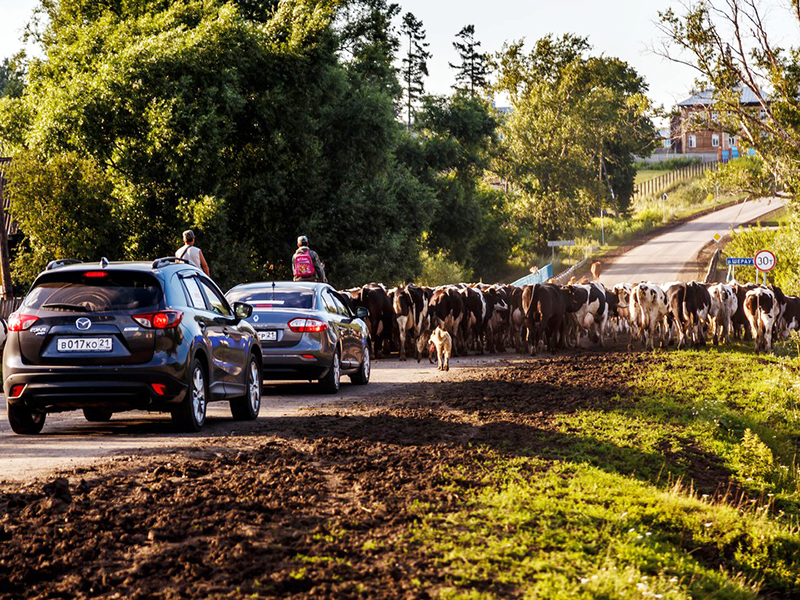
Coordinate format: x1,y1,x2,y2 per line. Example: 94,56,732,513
151,383,167,396
288,318,328,333
8,313,39,332
9,384,26,398
132,310,183,329
83,271,108,278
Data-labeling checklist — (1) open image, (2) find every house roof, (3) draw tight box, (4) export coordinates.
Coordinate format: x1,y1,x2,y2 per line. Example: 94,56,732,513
677,87,769,107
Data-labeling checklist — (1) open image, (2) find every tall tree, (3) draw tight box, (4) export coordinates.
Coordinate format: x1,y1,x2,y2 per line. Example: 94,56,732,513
400,12,430,129
449,25,491,95
493,34,655,253
409,92,510,278
336,0,401,99
0,56,25,100
0,0,436,289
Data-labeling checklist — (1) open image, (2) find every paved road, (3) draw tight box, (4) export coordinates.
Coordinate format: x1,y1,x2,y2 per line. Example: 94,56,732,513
600,197,784,286
0,356,503,483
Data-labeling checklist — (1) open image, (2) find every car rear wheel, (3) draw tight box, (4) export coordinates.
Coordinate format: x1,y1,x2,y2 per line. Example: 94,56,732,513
83,408,112,422
7,403,46,435
318,349,341,394
172,358,207,432
230,355,262,420
350,344,370,385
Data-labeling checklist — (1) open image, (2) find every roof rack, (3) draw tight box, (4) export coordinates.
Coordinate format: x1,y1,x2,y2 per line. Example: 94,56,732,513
152,256,192,269
45,259,83,271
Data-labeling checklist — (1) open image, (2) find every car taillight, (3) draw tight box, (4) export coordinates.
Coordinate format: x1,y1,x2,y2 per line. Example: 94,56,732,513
151,383,167,396
8,313,39,332
8,384,26,398
132,311,183,329
288,318,328,333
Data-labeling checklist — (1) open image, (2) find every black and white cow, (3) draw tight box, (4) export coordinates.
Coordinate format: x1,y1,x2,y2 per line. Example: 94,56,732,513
744,287,781,352
563,282,608,347
708,283,738,345
632,282,669,350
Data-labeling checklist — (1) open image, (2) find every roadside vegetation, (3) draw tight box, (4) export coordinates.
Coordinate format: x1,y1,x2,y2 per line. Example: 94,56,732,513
408,348,800,598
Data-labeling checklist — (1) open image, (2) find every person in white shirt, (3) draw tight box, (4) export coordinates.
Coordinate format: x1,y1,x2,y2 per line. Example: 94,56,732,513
175,230,210,275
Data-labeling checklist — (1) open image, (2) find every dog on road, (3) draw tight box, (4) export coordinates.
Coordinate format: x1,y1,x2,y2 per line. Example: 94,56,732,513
428,326,452,371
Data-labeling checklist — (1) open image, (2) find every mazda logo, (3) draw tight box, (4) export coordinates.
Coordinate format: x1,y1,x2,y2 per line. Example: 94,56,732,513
76,318,92,330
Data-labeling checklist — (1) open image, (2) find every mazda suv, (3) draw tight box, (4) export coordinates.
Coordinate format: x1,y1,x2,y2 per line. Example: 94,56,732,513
4,257,262,434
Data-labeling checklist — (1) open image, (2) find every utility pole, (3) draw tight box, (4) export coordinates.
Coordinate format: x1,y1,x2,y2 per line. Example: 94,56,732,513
0,158,14,300
600,208,605,246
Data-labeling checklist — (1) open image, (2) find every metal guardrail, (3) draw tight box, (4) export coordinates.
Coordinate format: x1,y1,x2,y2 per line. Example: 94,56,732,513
511,263,553,287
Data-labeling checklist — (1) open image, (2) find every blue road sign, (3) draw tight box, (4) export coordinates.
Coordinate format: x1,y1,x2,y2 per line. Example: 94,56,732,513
727,257,754,266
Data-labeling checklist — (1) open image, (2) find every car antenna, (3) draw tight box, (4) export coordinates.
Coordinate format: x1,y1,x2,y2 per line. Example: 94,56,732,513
271,281,275,301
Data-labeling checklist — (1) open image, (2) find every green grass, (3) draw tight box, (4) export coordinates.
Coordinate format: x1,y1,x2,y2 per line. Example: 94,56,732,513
406,348,800,598
634,169,669,185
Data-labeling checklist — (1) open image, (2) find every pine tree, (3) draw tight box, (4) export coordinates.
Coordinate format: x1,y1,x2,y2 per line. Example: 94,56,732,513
400,12,431,129
449,25,490,95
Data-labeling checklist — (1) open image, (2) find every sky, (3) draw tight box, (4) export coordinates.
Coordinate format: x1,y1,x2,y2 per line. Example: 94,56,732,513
1,0,797,124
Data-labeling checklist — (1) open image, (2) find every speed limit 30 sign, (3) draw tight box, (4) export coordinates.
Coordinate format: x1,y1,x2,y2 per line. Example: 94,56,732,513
754,249,777,272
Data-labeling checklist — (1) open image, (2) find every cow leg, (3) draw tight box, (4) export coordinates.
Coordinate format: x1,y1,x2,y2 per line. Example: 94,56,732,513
396,316,408,361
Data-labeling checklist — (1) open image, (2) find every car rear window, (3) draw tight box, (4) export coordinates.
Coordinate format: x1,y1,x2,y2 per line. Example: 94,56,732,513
24,271,163,312
227,289,314,310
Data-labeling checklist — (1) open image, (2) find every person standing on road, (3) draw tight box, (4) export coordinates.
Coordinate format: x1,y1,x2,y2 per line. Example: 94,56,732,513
176,229,210,276
292,235,327,283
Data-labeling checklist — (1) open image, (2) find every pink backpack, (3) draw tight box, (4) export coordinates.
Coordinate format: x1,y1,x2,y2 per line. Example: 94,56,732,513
294,250,315,278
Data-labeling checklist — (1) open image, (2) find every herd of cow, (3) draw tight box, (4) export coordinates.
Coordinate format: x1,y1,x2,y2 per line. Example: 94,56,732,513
343,279,800,361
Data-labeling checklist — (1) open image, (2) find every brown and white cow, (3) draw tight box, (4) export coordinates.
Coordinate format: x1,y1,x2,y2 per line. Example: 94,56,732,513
611,283,633,341
345,283,394,358
730,282,758,340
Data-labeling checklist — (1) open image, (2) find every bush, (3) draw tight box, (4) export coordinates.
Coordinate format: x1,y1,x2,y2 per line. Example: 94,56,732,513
418,250,473,286
725,218,800,292
731,428,774,484
703,156,776,198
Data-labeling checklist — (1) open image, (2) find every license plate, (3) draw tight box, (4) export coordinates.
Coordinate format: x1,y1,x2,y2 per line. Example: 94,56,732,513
257,331,278,342
56,337,113,353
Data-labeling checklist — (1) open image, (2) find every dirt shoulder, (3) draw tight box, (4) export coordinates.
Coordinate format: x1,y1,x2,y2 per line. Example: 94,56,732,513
0,351,745,599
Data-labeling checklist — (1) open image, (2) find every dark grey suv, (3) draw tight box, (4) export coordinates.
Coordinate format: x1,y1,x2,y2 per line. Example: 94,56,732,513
4,258,262,434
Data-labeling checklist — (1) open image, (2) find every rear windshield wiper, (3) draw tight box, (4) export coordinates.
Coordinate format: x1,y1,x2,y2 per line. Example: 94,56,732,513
41,303,90,312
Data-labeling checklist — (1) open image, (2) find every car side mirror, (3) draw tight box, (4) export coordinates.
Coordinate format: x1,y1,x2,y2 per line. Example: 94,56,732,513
233,302,253,319
355,306,369,320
